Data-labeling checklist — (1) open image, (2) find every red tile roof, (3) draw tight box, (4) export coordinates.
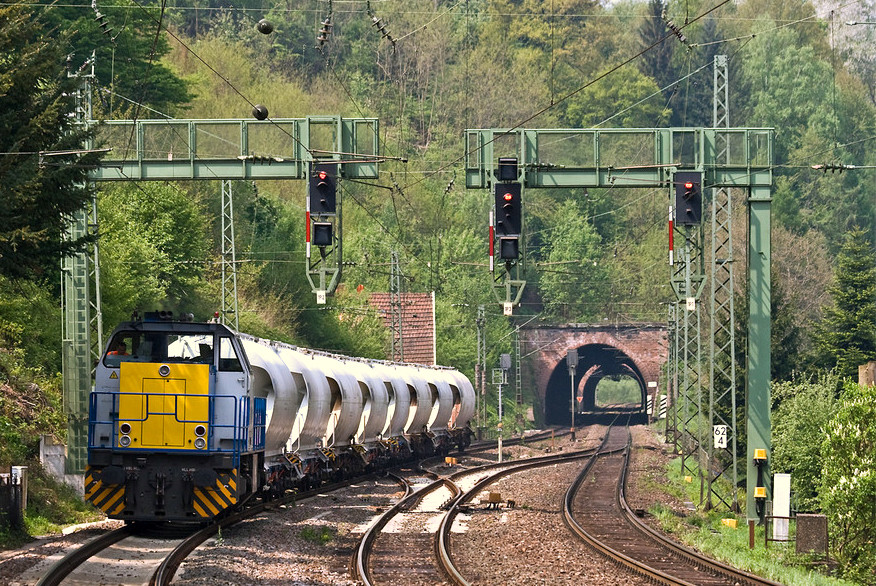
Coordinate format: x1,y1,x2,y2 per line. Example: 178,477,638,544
368,293,434,365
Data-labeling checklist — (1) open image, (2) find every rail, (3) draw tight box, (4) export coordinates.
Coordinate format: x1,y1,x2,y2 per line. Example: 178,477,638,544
35,526,134,586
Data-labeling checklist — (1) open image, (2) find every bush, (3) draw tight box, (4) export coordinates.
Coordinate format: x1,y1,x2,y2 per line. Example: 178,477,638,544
771,373,838,512
820,381,876,584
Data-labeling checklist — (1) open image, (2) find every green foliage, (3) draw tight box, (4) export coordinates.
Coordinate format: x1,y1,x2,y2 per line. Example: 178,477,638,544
0,348,66,465
655,456,852,585
771,373,839,512
24,464,102,536
820,381,876,583
174,36,314,119
299,525,334,545
0,5,101,281
814,227,876,381
98,183,212,331
535,198,606,322
0,277,62,374
46,0,191,116
594,376,640,406
564,66,669,127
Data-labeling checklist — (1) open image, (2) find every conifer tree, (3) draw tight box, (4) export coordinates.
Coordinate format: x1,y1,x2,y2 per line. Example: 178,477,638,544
0,5,101,281
815,227,876,380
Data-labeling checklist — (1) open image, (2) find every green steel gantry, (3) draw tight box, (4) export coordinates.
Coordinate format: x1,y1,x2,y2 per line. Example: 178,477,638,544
62,114,379,474
465,126,773,520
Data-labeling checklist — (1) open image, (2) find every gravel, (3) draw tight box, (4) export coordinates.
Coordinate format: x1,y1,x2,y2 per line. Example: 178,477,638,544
1,425,685,585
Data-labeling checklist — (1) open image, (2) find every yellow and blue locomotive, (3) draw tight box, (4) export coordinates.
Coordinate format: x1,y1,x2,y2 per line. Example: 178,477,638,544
86,313,265,522
85,312,476,524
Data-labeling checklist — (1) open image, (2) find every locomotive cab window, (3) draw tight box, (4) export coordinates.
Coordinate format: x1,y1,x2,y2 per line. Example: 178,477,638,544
218,336,243,372
167,334,214,363
103,333,136,367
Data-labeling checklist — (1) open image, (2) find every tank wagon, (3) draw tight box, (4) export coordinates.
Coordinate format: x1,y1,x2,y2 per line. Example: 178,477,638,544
85,312,474,523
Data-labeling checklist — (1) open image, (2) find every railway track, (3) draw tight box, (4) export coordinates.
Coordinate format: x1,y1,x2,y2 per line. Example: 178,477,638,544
28,429,557,586
563,424,783,586
30,471,376,586
33,526,134,586
354,430,606,586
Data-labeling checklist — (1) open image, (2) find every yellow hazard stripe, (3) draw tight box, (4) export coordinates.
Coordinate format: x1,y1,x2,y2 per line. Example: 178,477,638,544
84,478,126,517
193,470,239,518
193,491,222,517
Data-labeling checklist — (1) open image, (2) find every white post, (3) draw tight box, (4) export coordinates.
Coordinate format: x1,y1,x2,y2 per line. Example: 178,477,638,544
773,473,791,542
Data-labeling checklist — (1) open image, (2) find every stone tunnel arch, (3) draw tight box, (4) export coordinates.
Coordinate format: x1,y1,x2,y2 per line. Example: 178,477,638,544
544,343,647,425
520,324,667,427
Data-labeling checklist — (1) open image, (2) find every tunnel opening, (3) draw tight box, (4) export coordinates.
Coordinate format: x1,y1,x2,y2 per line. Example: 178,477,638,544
544,343,648,426
594,375,641,408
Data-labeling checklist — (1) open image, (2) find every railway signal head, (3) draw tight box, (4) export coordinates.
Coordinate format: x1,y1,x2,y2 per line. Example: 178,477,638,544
498,236,519,260
497,157,519,182
312,222,333,248
494,182,522,236
674,171,702,225
309,162,338,214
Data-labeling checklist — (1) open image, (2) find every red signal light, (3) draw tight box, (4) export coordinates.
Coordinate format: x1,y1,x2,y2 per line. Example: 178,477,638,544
503,192,513,201
318,171,328,181
684,181,694,189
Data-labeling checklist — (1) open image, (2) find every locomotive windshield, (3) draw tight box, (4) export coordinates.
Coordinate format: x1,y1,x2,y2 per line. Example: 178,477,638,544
103,330,216,367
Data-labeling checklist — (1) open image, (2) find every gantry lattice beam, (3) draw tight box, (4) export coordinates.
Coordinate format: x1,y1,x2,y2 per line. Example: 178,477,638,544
465,127,772,189
89,116,379,181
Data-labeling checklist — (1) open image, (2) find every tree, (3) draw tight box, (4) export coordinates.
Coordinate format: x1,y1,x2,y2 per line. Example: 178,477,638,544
771,373,838,513
637,0,682,125
814,227,876,381
0,5,101,281
820,381,876,582
537,198,606,322
46,1,190,116
98,182,212,331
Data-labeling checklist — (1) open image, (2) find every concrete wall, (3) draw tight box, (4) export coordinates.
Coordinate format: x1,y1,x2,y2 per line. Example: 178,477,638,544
40,435,84,496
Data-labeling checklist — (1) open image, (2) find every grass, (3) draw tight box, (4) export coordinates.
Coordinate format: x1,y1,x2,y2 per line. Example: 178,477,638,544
299,525,334,545
644,450,854,586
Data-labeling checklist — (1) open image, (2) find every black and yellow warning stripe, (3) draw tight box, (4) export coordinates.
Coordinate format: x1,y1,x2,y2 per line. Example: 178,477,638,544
84,467,126,517
192,470,239,518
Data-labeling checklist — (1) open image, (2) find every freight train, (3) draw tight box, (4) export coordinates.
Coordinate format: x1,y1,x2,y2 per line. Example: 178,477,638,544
85,312,475,523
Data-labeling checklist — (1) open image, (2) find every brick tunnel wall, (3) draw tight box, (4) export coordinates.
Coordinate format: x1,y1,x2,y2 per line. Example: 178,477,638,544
521,324,668,424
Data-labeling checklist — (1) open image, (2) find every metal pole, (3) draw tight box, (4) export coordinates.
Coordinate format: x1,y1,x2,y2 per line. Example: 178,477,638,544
476,305,485,436
497,381,503,463
747,185,772,521
570,369,576,441
221,179,239,331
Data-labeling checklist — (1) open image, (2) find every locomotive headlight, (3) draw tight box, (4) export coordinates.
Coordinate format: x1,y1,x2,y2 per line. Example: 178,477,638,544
119,435,132,447
194,437,207,450
158,364,171,377
195,425,207,437
120,422,132,435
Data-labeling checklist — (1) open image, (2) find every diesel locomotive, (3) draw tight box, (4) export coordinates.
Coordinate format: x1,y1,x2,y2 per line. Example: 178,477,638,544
85,312,475,523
